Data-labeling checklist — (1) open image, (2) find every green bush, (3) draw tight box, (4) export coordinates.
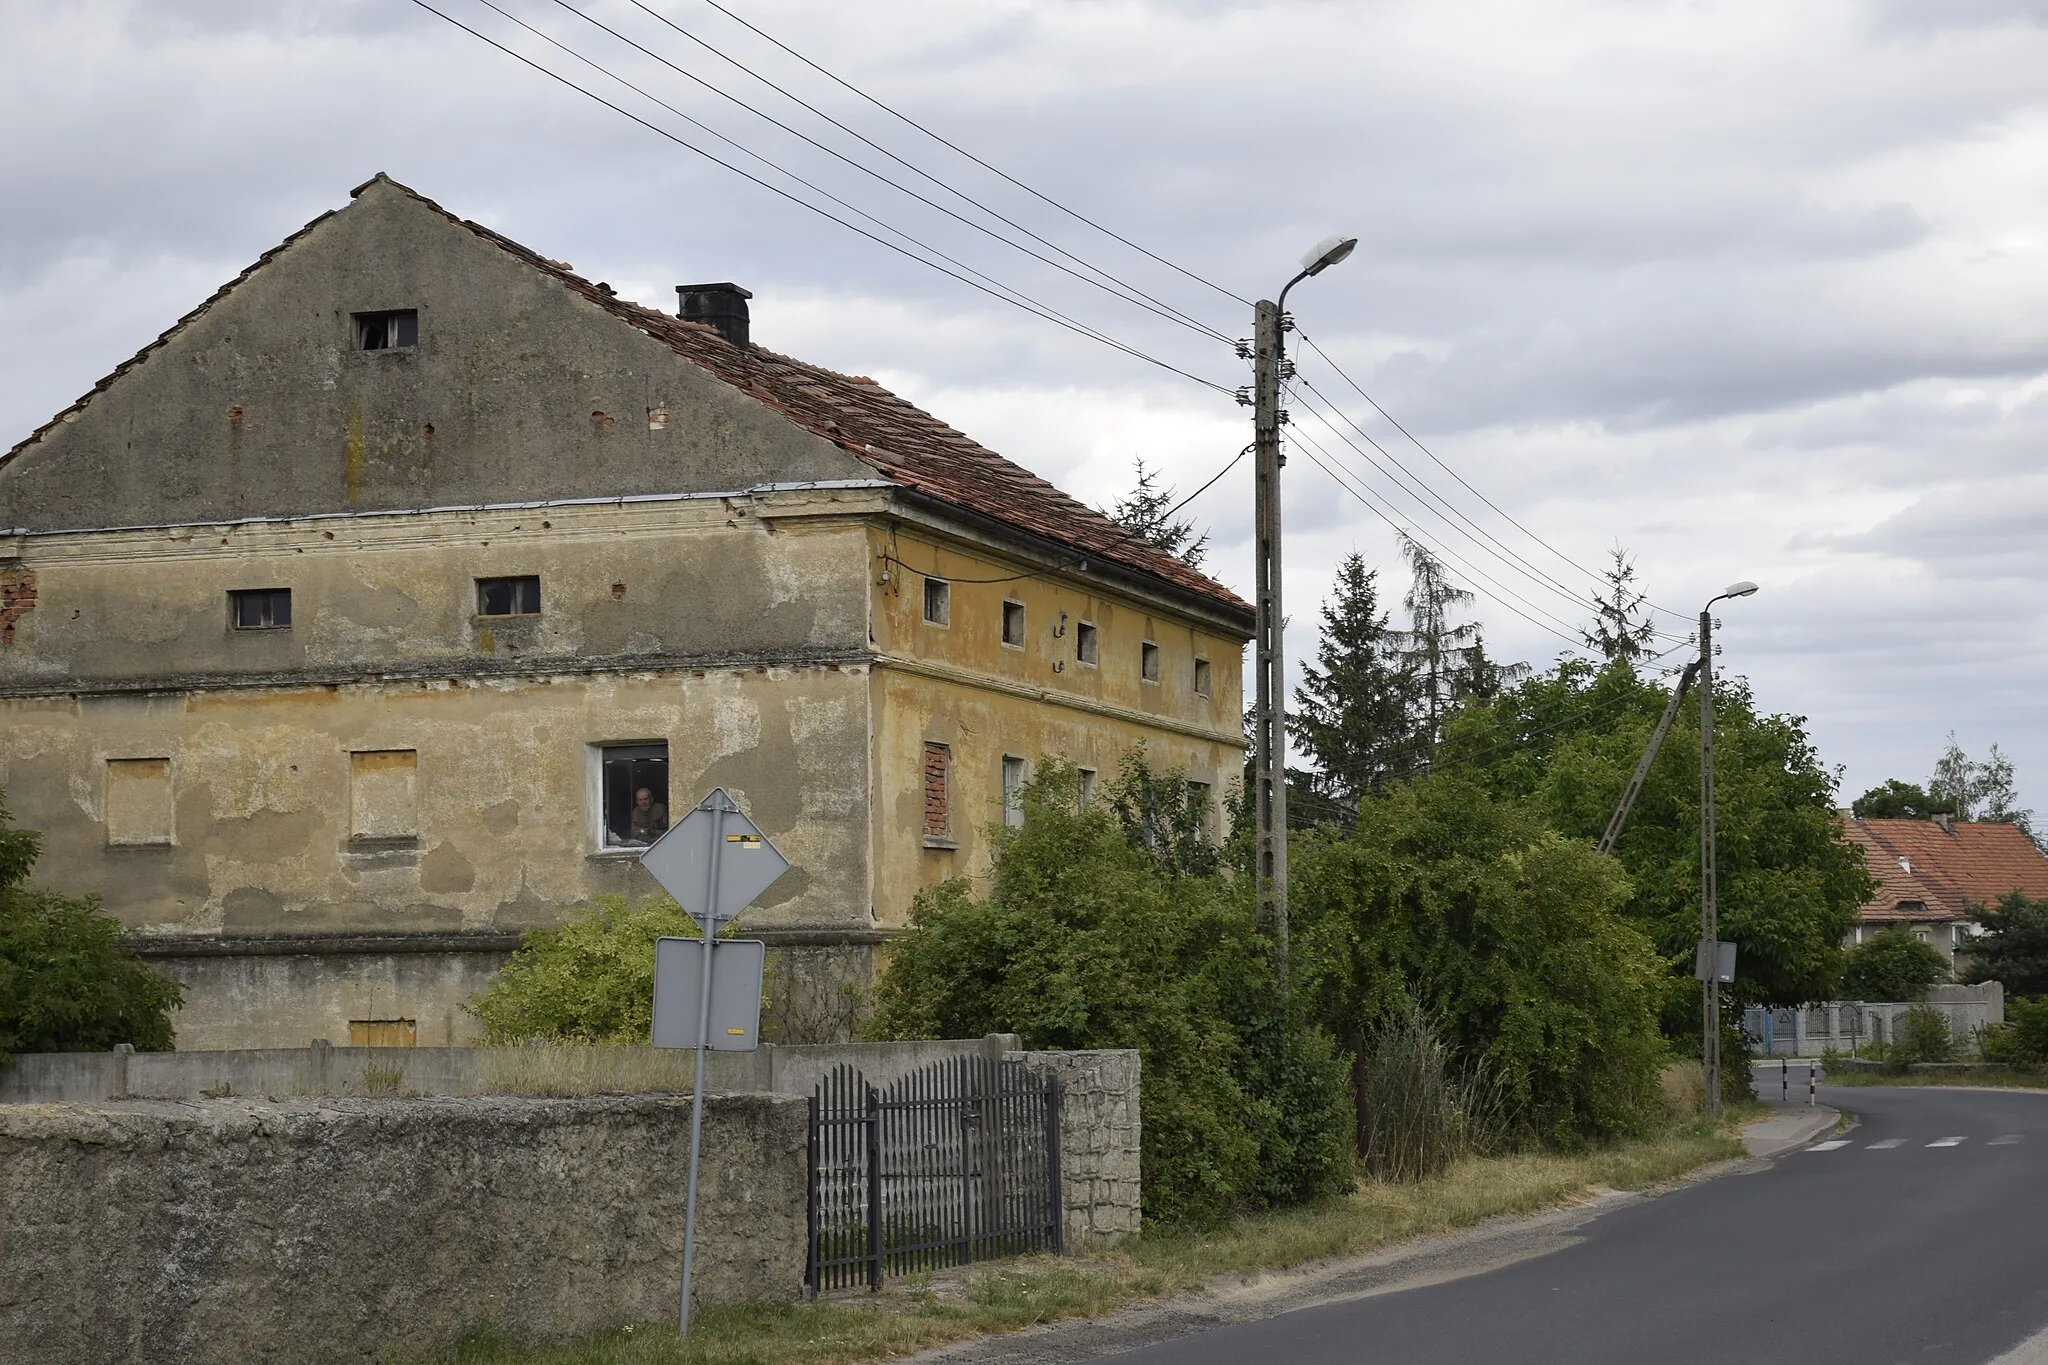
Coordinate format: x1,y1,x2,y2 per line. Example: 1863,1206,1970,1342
1886,1003,1955,1066
1962,892,2048,997
871,757,1354,1228
466,896,698,1044
1841,929,1948,1002
1353,992,1505,1182
0,790,183,1061
1291,776,1669,1146
1980,997,2048,1066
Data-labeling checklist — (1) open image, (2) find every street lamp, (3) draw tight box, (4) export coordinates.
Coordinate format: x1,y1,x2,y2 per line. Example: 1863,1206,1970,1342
1699,579,1758,1117
1251,234,1358,977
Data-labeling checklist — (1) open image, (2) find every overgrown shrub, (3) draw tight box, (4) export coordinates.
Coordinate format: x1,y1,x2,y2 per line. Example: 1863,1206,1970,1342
1962,892,2048,997
870,757,1354,1228
1979,996,2048,1067
1841,928,1948,1002
1291,776,1669,1145
1353,992,1505,1182
1886,1003,1955,1066
466,896,698,1044
0,790,183,1060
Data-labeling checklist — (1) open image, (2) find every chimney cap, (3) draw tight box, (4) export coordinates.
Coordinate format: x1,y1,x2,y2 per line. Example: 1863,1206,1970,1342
677,281,753,300
676,282,753,348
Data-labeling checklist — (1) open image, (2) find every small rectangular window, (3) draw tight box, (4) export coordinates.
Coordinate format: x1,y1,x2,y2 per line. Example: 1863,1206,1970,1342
923,742,952,840
923,576,950,626
1189,780,1213,840
229,588,292,631
1193,657,1212,697
1077,767,1098,811
1002,755,1027,828
477,575,541,617
600,743,670,847
106,758,174,846
1002,600,1026,648
1075,621,1098,666
354,309,419,351
1141,641,1161,683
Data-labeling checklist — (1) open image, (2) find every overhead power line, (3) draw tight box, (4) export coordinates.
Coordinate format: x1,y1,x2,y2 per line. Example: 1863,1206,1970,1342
1294,328,1694,625
605,0,1235,343
696,0,1252,309
410,0,1237,395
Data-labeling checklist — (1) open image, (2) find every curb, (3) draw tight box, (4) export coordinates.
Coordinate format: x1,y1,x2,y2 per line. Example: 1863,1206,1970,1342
1743,1105,1840,1157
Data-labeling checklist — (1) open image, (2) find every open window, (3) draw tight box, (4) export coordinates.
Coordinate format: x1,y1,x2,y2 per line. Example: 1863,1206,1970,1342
600,743,670,847
923,576,951,626
1001,755,1027,827
1140,641,1161,683
477,576,541,617
1075,621,1098,666
1001,599,1026,648
1193,657,1212,697
355,309,419,350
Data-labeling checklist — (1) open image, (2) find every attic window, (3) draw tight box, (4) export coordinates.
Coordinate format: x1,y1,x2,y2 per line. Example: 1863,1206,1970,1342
1193,657,1212,697
923,577,950,627
1001,600,1026,648
355,310,419,350
1140,641,1161,683
229,588,291,631
1075,621,1099,666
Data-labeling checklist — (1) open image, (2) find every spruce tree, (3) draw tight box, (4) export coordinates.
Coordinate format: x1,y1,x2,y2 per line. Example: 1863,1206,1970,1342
1290,554,1419,804
1581,547,1657,664
1105,457,1208,569
1394,534,1482,752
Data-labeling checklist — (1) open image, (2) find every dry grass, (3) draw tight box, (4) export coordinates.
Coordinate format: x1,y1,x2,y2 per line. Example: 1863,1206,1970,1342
427,1122,1744,1365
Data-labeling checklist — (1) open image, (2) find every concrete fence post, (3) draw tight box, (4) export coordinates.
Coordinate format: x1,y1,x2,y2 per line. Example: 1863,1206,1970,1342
112,1043,134,1100
311,1038,332,1094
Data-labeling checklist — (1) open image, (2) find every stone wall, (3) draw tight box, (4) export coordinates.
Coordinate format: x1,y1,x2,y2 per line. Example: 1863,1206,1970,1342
0,1093,807,1365
1007,1048,1142,1251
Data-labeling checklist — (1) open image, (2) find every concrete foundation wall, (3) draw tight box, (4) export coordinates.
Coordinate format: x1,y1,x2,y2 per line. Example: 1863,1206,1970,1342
0,1093,808,1365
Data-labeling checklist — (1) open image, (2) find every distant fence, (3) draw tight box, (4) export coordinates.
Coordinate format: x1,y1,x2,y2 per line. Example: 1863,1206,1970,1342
808,1057,1062,1293
1744,983,2005,1057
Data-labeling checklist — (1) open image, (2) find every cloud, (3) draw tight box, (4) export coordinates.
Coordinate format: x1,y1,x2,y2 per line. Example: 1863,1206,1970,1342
5,0,2048,811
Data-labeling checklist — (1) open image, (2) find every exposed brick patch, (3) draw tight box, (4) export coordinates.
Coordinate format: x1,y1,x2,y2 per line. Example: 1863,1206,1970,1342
922,742,951,839
0,568,35,645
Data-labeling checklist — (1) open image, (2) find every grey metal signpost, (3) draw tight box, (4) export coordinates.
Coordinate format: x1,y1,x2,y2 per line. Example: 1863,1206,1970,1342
641,787,789,1338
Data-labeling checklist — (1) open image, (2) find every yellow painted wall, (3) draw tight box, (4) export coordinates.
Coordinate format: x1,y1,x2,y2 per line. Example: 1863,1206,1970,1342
867,525,1246,925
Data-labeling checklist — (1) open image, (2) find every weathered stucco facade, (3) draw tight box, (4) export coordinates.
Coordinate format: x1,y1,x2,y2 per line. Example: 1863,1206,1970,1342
0,176,1250,1048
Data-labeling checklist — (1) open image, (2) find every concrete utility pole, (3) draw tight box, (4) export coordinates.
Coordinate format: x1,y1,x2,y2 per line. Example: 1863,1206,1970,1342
1250,235,1356,977
1698,581,1758,1118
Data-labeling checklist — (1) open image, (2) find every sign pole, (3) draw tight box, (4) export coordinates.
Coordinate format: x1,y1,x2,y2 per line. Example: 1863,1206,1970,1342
677,798,725,1336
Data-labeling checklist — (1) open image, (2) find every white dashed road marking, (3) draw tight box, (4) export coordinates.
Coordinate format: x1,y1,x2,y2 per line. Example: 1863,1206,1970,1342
1990,1134,2024,1146
1926,1137,1968,1147
1866,1139,1907,1149
1807,1140,1851,1151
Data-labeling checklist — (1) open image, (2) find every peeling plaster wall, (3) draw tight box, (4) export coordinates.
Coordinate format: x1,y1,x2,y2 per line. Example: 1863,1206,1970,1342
868,526,1246,926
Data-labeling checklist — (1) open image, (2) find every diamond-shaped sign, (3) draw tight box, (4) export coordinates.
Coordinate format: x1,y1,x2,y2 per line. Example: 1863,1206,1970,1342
639,787,790,923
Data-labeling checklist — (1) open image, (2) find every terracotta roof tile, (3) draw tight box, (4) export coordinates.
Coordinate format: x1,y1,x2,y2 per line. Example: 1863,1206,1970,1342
5,175,1249,624
1840,816,2048,923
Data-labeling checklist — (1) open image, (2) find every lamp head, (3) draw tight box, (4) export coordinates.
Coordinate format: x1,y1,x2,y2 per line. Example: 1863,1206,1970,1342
1723,581,1759,600
1299,234,1358,276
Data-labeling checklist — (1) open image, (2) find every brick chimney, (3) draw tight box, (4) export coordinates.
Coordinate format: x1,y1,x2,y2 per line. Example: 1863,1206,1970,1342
676,283,752,348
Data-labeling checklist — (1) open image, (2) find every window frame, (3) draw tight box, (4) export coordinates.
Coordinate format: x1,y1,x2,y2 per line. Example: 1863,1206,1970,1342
1140,640,1161,683
353,309,420,351
1075,620,1099,667
1001,755,1027,828
923,576,951,627
229,587,292,631
476,575,542,618
1001,599,1027,649
595,741,672,850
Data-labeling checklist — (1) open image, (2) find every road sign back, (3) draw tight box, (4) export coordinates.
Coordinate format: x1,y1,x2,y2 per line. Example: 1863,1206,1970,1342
638,787,790,923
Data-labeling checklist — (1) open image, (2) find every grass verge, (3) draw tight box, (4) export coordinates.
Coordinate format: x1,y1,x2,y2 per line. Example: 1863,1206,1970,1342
1821,1067,2048,1090
429,1121,1743,1365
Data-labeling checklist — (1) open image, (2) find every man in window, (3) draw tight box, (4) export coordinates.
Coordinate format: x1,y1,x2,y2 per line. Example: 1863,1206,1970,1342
630,787,669,843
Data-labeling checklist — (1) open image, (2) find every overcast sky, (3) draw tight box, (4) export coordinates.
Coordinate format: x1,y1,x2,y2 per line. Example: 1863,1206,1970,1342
5,0,2046,814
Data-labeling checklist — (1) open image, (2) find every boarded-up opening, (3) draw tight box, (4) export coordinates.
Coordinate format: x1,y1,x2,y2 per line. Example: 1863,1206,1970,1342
349,1019,418,1047
106,758,174,846
350,749,419,842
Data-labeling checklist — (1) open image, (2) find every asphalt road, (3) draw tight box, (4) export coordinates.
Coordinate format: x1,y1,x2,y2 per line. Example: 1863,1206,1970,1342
1105,1084,2048,1365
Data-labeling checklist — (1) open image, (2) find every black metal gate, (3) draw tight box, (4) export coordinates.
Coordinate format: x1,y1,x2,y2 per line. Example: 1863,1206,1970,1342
806,1057,1063,1292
